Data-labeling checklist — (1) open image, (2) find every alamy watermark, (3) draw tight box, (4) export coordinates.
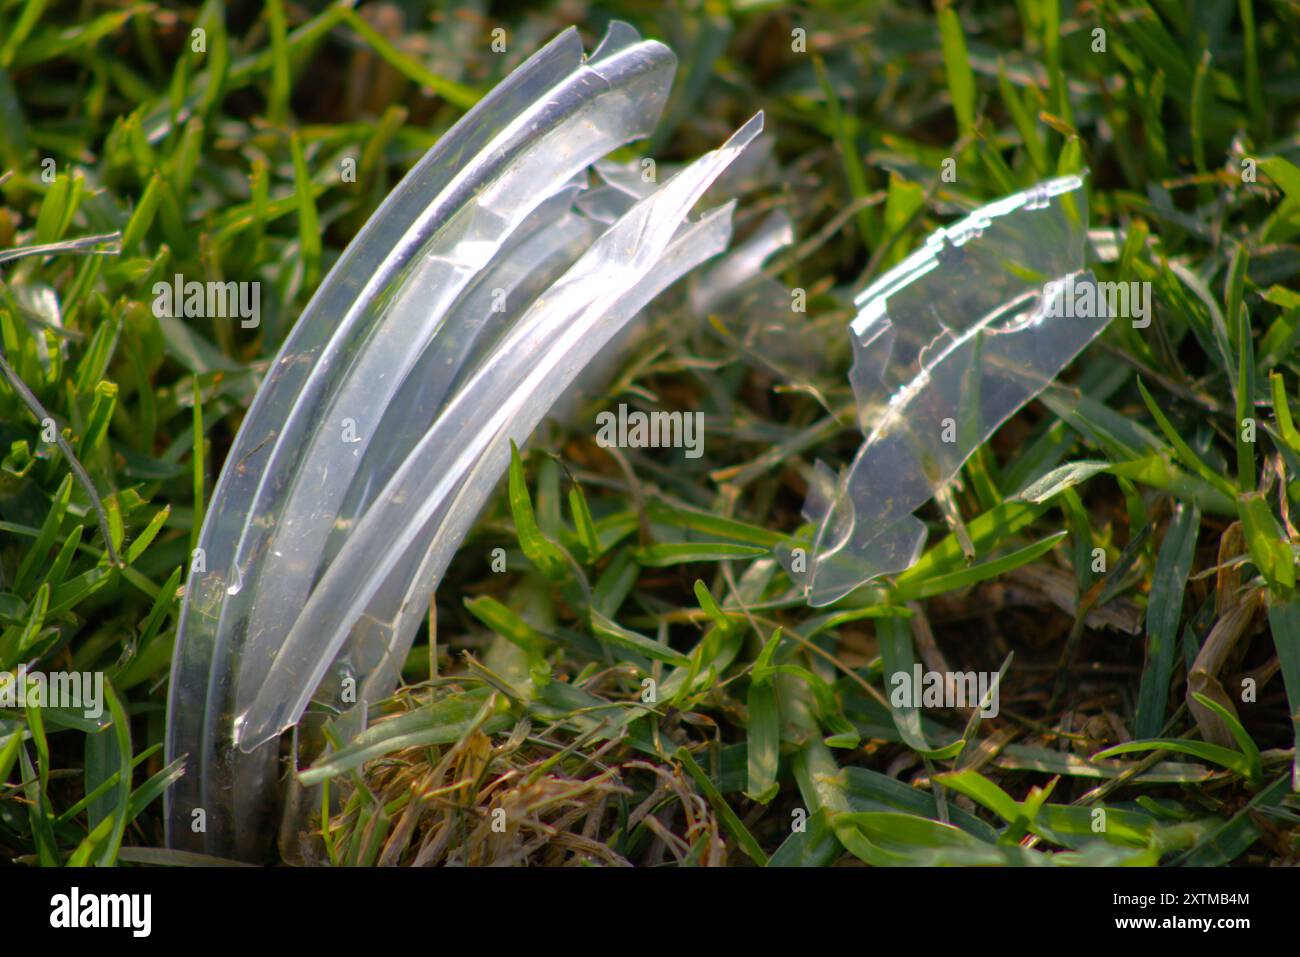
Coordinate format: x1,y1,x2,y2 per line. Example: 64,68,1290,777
595,403,704,459
889,664,1000,718
1043,274,1151,329
152,273,261,328
0,666,103,720
50,887,151,937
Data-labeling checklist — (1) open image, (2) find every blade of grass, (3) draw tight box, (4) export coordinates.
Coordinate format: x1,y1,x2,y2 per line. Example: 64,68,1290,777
676,745,768,865
1136,501,1200,738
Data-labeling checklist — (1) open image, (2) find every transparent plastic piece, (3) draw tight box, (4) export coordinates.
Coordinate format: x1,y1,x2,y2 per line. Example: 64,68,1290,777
163,21,760,860
781,173,1110,607
690,210,803,368
234,114,762,750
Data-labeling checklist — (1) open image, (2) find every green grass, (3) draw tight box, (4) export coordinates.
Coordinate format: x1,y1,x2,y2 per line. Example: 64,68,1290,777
2,0,1300,866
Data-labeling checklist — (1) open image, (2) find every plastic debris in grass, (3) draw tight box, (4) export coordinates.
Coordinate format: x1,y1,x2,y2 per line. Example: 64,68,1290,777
691,210,808,372
779,174,1111,607
164,21,763,860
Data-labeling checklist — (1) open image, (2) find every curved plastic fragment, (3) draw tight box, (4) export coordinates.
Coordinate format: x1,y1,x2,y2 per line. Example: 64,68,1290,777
166,21,674,856
782,173,1111,606
235,114,763,751
164,21,760,861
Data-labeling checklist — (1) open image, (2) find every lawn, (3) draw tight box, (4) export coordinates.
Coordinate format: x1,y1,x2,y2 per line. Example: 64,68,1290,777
1,0,1298,867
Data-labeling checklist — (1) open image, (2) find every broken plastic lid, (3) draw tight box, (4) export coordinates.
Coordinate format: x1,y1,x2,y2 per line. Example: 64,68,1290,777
164,20,762,860
779,173,1111,607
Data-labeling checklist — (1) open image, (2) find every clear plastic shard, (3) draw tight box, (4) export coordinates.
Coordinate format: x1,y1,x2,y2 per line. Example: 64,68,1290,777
163,20,762,860
780,173,1110,607
690,210,810,372
691,210,793,315
234,118,760,751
